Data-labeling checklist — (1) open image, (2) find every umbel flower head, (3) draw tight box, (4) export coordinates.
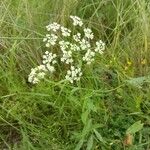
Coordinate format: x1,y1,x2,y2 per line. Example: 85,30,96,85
43,34,58,47
65,66,82,83
70,16,83,26
28,15,105,84
28,65,47,84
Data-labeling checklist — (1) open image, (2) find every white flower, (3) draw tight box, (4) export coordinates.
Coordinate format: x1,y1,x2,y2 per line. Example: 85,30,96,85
37,72,46,79
59,41,80,52
95,40,105,54
84,28,94,39
70,43,80,51
61,50,73,64
28,65,47,84
28,68,37,84
37,65,47,71
61,26,71,37
43,34,58,47
28,15,106,85
83,49,95,64
59,41,70,51
42,51,57,72
65,66,82,83
70,16,83,27
42,51,57,65
28,51,57,84
80,39,91,50
46,22,60,32
73,33,81,42
46,64,55,72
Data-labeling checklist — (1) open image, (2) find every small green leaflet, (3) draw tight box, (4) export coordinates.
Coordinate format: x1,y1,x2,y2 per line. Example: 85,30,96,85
126,121,144,134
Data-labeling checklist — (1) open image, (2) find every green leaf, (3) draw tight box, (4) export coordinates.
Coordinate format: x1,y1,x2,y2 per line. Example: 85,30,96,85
75,120,93,150
126,121,144,134
94,129,105,143
86,135,93,150
87,100,97,112
81,110,89,124
126,76,150,88
75,138,84,150
82,119,92,137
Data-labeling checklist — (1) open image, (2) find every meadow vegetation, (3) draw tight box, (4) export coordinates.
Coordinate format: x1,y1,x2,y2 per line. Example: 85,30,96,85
0,0,150,149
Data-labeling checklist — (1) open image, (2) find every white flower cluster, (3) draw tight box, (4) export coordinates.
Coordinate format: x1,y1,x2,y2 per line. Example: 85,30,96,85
65,66,82,83
70,43,80,51
73,33,81,42
46,22,60,32
61,50,73,64
59,41,73,64
84,28,94,39
28,65,47,84
59,41,70,51
61,26,71,37
70,16,83,26
79,39,91,50
28,15,106,84
83,49,95,65
43,34,58,47
42,51,57,72
95,40,105,54
28,51,57,84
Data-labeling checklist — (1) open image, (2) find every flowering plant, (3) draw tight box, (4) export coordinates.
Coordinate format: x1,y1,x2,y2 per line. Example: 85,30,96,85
28,16,105,84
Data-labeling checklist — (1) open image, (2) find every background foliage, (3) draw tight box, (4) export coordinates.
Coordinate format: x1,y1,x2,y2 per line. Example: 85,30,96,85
0,0,150,149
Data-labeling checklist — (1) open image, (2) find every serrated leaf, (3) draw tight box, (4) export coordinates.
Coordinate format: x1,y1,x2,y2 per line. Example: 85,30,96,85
126,121,144,134
86,135,93,150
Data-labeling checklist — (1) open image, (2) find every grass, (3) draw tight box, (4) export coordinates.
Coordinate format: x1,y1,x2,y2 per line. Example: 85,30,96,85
0,0,150,149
